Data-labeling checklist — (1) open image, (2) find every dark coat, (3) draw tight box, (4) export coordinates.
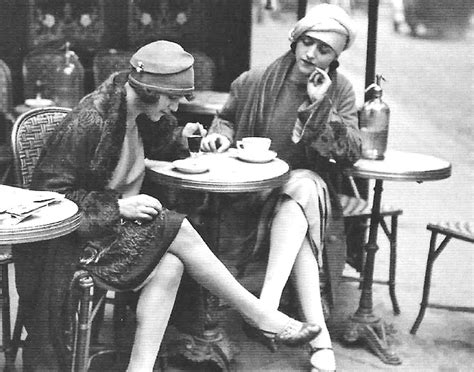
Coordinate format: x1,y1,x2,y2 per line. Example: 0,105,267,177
209,52,362,307
13,72,188,371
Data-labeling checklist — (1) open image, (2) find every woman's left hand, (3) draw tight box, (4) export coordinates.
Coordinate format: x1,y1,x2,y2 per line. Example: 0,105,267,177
307,68,332,103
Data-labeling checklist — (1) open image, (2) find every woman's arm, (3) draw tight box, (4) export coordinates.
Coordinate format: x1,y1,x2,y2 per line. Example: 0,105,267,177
304,74,362,165
31,109,122,239
202,72,251,152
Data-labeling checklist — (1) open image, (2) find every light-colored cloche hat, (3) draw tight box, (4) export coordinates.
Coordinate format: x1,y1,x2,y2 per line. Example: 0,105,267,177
128,40,194,96
289,3,356,56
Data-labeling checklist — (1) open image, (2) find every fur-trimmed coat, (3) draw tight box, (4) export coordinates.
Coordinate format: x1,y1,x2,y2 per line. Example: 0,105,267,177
13,72,188,371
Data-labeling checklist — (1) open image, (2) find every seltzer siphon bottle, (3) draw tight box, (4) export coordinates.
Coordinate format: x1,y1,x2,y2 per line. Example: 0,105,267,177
359,74,390,160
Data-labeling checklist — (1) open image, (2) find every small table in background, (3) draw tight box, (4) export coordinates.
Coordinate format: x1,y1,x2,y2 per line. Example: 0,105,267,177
0,194,81,245
0,191,81,369
341,149,451,365
146,150,289,371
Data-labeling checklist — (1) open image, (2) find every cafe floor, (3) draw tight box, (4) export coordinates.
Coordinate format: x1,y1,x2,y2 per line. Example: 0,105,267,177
2,239,473,371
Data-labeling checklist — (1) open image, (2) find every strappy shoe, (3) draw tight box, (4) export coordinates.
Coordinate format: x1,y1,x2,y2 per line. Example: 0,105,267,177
244,318,321,351
309,346,336,372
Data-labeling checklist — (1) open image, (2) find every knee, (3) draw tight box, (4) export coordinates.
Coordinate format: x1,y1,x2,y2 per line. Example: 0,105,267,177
155,253,184,288
175,218,201,243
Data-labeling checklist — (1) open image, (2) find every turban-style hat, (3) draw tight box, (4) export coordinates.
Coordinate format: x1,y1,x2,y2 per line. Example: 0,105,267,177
128,40,194,96
289,4,356,56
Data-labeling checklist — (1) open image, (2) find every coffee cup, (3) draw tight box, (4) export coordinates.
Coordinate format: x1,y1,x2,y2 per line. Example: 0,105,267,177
236,137,271,154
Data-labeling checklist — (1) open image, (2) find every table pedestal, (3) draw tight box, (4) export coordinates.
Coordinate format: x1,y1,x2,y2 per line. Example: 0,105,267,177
342,180,401,365
166,194,236,371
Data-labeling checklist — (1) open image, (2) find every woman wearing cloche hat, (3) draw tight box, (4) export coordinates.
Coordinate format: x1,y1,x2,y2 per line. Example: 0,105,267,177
202,4,362,371
13,40,321,371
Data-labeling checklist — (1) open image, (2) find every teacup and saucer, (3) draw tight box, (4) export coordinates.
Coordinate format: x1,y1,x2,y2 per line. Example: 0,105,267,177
236,137,277,163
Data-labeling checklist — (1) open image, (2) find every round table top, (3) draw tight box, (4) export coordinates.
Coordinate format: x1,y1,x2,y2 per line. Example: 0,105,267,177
344,150,452,182
178,90,229,116
0,198,81,244
145,149,290,193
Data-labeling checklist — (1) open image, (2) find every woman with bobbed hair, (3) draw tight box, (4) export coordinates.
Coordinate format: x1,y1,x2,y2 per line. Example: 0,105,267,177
202,4,362,371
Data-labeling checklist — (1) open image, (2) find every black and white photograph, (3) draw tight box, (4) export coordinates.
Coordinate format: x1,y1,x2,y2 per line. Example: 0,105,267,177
0,0,472,371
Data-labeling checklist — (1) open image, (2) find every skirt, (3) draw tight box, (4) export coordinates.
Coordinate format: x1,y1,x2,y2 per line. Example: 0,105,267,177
84,208,186,291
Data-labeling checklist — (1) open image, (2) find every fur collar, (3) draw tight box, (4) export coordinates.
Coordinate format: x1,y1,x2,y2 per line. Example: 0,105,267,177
76,72,129,183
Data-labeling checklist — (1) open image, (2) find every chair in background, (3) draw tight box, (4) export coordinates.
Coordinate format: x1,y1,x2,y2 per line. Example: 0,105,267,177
22,46,85,108
190,51,216,90
339,175,403,315
5,107,72,369
92,49,133,88
11,107,164,371
410,221,474,335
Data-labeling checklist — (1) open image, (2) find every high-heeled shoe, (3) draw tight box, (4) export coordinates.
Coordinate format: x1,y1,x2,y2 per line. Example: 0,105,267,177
243,319,321,352
242,321,279,352
309,346,336,372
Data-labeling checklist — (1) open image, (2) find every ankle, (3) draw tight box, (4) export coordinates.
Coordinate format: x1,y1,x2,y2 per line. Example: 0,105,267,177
309,330,332,349
253,308,291,334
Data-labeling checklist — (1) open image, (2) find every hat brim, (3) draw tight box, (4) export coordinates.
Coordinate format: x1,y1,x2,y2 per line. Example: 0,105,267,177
129,68,195,96
304,30,348,55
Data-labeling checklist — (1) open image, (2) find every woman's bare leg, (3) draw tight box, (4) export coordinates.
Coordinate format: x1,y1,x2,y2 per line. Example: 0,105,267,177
292,241,335,370
260,196,335,369
168,219,292,332
259,198,307,309
127,253,184,372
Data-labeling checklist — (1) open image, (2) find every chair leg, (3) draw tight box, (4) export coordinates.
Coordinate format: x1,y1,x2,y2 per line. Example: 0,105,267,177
7,304,24,369
1,263,12,369
72,273,94,372
410,232,451,334
387,216,401,314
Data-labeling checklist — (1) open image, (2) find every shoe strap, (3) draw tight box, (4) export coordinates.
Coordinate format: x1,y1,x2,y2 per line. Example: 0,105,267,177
276,318,301,339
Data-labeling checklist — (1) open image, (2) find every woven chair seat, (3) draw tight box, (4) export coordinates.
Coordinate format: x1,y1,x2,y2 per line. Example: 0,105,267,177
338,194,403,218
427,221,474,243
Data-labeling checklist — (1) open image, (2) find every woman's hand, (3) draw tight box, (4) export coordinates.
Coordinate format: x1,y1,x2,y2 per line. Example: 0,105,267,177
182,122,207,139
201,133,231,153
118,194,163,222
307,68,332,103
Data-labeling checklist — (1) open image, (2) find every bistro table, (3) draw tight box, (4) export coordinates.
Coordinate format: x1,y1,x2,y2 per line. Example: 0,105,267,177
341,149,451,365
145,149,289,371
0,189,81,369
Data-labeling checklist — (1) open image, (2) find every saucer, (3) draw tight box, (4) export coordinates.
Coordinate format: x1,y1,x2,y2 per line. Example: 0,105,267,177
237,150,277,163
172,159,209,174
25,98,55,108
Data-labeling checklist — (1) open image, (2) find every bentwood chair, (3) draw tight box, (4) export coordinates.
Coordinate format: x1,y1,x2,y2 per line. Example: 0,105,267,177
410,221,474,334
7,107,72,369
338,175,403,315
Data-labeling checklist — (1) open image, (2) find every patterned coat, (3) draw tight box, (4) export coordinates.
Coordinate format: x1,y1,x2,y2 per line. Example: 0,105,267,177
13,72,187,371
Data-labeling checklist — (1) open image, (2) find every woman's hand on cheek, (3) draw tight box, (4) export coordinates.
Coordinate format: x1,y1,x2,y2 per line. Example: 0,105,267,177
118,194,163,221
201,133,231,153
307,68,332,103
